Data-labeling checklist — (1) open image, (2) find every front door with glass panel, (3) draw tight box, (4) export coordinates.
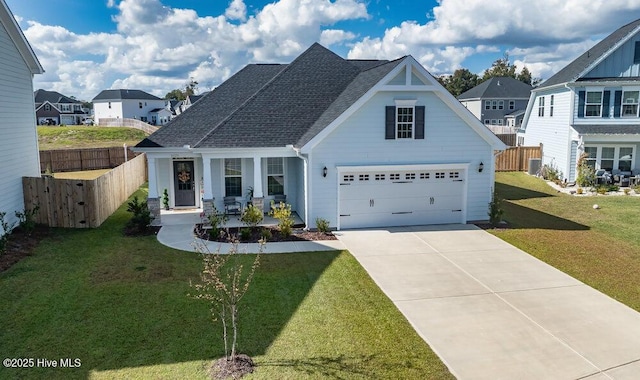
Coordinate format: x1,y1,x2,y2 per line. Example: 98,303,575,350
173,161,195,207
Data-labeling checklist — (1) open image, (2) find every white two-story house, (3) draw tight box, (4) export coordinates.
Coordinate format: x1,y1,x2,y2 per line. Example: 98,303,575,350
522,19,640,182
92,89,168,126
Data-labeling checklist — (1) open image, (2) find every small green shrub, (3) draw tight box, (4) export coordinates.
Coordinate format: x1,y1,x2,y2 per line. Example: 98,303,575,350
624,188,631,195
634,185,640,194
315,217,330,233
488,191,504,227
0,211,15,255
126,196,154,232
540,161,562,182
162,189,170,210
260,228,272,241
15,205,39,235
240,228,252,241
240,205,263,227
207,205,228,241
576,152,595,187
269,201,294,237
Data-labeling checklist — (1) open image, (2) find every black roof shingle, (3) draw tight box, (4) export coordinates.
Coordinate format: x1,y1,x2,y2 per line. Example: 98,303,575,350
92,89,162,102
457,77,532,100
34,89,80,104
136,43,401,149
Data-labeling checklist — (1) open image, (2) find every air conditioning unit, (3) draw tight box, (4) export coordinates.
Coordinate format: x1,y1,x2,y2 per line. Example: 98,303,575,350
528,158,541,175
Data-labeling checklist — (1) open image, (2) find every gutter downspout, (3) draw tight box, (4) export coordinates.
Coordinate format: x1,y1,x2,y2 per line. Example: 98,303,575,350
293,147,309,230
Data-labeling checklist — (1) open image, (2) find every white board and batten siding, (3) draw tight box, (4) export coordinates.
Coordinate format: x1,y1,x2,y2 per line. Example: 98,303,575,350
310,91,494,229
0,18,40,232
523,88,573,180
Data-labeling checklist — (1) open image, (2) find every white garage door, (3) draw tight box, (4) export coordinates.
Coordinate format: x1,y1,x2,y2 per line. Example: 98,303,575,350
339,167,465,229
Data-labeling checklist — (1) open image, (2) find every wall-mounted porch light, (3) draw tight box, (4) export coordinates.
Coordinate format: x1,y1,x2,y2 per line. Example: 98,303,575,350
322,166,328,177
478,161,484,173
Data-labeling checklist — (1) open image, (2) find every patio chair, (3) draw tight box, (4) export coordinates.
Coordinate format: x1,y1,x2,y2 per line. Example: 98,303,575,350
224,196,242,215
595,169,612,185
613,170,631,187
273,194,287,205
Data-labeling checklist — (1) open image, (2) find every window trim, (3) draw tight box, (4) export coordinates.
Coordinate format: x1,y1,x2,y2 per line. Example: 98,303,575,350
621,90,639,117
584,91,603,117
509,100,515,110
266,157,285,196
395,99,417,140
538,96,545,117
224,158,242,197
583,145,635,172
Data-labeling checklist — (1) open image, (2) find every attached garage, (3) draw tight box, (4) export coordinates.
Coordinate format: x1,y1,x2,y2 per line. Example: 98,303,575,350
338,164,468,229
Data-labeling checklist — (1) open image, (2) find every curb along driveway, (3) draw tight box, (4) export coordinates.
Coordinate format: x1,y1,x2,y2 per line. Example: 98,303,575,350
336,224,640,380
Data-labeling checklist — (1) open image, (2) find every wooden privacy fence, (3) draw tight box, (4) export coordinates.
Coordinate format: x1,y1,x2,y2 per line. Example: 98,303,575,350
40,146,141,173
495,145,542,172
495,133,516,146
23,154,147,228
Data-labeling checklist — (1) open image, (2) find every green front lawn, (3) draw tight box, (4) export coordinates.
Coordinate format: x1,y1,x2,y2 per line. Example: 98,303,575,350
0,189,452,380
492,172,640,311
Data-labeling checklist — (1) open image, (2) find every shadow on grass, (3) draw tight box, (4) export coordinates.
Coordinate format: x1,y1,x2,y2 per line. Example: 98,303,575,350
258,354,382,378
503,201,588,231
496,182,554,201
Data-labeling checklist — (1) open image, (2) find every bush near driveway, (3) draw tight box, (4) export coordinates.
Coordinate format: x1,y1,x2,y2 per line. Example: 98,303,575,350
0,188,453,380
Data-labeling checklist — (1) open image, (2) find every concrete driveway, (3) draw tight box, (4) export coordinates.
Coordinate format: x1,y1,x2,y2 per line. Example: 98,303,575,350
335,224,640,380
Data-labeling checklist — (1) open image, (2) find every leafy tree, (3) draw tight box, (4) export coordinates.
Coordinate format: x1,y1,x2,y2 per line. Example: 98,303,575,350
482,53,517,81
164,89,186,101
164,78,200,100
438,68,480,97
185,78,198,97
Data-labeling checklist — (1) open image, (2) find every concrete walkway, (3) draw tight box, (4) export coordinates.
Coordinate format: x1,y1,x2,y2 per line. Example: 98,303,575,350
335,224,640,380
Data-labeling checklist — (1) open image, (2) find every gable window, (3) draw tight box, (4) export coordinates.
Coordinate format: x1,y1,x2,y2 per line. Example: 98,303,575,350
622,91,639,117
585,91,602,117
108,102,111,109
498,100,504,110
492,100,497,110
224,158,242,197
267,158,284,195
509,100,515,110
385,102,425,140
396,107,414,139
139,102,143,109
550,95,554,117
44,104,50,111
538,96,545,117
484,100,491,110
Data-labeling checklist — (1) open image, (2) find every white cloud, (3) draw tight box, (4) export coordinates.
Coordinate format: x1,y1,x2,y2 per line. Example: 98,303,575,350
319,29,356,46
225,0,247,21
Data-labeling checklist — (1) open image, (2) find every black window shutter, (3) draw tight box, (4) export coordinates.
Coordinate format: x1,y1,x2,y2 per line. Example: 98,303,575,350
385,106,395,140
415,106,425,139
614,90,622,117
602,90,610,117
577,91,585,117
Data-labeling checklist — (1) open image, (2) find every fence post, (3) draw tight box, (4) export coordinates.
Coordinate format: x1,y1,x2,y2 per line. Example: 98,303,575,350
124,143,128,162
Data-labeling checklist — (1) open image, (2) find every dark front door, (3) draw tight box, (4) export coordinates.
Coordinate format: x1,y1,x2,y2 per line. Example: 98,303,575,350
173,161,195,207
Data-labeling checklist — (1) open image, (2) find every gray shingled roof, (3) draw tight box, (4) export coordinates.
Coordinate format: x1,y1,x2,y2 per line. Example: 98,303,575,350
457,77,532,100
572,124,640,135
34,89,78,104
538,19,640,89
136,43,400,149
92,89,162,102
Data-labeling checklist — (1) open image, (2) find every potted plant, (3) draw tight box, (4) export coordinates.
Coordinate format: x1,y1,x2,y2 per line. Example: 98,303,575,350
162,189,170,210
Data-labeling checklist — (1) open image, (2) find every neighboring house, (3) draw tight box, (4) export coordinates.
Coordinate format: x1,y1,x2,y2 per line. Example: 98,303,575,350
179,92,208,113
0,0,44,232
458,76,532,132
34,89,89,125
92,89,168,126
135,43,505,230
522,19,640,182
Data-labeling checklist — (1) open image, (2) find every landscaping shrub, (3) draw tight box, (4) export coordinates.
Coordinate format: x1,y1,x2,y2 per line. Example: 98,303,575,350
315,217,330,233
207,205,228,241
260,228,272,241
576,152,595,187
15,205,39,235
488,191,504,227
240,228,252,241
269,201,294,237
0,212,15,254
240,205,263,228
540,161,562,182
125,196,154,233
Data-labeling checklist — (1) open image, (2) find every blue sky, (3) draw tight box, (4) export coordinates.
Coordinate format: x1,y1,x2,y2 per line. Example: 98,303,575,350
5,0,640,101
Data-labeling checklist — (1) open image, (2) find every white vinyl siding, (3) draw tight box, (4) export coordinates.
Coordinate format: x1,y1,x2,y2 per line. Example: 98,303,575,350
311,91,494,228
0,21,41,232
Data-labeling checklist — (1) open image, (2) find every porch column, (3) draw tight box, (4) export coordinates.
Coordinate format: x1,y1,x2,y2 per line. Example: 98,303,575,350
146,155,161,224
147,155,158,198
201,155,215,217
252,156,264,211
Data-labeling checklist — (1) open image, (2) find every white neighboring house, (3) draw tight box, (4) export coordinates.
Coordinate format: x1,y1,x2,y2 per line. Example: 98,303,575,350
522,19,640,182
92,89,167,126
135,44,506,229
0,0,44,232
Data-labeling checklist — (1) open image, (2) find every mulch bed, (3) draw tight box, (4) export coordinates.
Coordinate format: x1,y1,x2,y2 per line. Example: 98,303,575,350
474,221,511,231
123,225,162,237
0,225,50,273
195,224,336,243
209,354,255,379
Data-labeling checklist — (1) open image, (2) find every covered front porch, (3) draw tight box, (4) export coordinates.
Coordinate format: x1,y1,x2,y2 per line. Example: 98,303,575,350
156,208,304,228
